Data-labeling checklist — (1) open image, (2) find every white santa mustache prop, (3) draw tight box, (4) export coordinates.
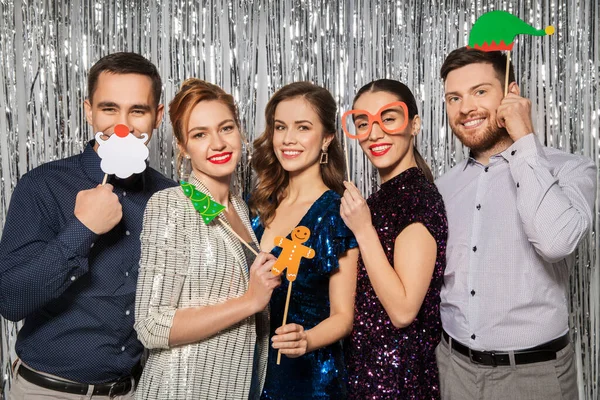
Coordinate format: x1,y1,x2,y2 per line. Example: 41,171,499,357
95,124,149,183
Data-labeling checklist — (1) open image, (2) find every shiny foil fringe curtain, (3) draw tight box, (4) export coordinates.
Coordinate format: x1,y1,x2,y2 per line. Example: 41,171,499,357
0,0,598,398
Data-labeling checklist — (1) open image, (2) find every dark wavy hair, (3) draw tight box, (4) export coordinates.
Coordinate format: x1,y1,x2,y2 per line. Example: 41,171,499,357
250,82,346,226
353,79,434,183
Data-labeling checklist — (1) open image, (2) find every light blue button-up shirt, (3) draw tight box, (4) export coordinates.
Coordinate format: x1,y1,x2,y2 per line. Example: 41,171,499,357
436,133,597,351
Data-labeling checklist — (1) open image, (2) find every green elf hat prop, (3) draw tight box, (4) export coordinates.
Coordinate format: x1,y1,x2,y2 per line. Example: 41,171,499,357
468,10,554,51
180,180,226,224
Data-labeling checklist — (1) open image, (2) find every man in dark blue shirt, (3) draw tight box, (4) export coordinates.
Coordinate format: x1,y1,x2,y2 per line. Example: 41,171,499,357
0,52,177,399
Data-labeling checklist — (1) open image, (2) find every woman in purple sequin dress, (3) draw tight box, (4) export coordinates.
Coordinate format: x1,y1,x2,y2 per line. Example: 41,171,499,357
340,79,447,399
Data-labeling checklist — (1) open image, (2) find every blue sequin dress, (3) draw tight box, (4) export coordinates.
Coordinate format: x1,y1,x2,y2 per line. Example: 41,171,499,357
251,190,358,400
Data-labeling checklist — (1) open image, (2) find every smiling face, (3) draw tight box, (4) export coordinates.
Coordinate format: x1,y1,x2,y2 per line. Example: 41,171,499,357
179,100,242,185
292,226,311,243
85,72,163,151
272,97,333,176
444,62,511,153
353,90,419,177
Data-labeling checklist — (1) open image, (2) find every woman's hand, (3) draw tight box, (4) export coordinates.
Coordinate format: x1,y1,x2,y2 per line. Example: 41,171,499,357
245,252,281,313
340,181,373,235
271,323,308,358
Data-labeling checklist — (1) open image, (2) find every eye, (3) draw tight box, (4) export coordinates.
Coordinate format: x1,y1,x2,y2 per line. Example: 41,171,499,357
475,89,486,96
192,132,206,139
221,125,235,133
131,109,146,116
446,96,459,104
382,117,396,124
355,121,369,130
102,107,117,113
298,125,310,131
274,125,286,131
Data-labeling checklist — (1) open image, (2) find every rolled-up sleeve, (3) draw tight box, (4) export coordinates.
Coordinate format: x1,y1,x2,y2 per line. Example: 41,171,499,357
135,189,189,349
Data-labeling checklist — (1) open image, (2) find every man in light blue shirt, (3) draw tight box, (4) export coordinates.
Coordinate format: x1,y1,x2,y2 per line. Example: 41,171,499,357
435,47,596,399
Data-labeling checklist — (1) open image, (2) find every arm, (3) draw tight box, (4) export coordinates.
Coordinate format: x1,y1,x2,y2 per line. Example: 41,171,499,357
272,247,359,356
497,88,597,263
340,181,437,328
504,134,596,263
134,192,280,349
0,176,120,321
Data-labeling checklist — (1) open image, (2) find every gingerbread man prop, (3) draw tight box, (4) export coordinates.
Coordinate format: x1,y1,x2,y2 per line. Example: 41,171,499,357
272,226,315,365
272,226,315,281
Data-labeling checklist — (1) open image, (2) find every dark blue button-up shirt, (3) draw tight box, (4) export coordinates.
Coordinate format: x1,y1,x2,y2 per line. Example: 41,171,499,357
0,142,176,383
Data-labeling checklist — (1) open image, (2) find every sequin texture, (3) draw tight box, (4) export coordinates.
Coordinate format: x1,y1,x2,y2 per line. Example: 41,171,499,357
252,190,358,400
346,167,447,399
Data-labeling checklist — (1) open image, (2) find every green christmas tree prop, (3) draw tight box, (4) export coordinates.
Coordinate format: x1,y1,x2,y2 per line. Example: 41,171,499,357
180,180,226,224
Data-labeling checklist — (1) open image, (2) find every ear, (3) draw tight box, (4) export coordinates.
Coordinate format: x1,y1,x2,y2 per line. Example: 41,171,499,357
322,133,335,149
177,142,187,157
84,99,93,126
154,104,165,129
411,115,422,137
508,82,520,96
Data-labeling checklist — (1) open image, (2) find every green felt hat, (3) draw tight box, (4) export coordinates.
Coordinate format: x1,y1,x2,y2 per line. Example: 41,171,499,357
468,10,554,51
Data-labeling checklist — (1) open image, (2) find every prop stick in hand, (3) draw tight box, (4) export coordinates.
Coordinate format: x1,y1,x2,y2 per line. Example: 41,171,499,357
467,10,554,96
271,226,315,365
343,135,351,182
101,174,108,185
180,180,258,256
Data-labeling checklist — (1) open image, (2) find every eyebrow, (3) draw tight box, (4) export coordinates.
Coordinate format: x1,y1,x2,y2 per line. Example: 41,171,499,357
187,118,235,134
445,83,494,97
96,101,152,112
274,119,314,125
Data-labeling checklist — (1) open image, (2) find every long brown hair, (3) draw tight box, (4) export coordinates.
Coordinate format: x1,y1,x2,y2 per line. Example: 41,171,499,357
169,78,241,176
353,79,434,183
250,82,345,226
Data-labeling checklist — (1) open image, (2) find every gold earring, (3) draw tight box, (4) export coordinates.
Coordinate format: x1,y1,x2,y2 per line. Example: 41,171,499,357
320,148,329,164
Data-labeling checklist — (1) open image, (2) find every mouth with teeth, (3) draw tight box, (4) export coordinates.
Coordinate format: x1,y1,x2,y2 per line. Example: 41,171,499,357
281,149,303,159
461,117,486,129
208,152,233,164
369,143,392,157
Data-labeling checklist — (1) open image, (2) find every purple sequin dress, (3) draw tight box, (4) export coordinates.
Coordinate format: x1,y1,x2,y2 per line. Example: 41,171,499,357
346,167,447,399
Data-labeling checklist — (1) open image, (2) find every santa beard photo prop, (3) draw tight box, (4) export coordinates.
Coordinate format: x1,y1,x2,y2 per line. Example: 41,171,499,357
95,124,149,180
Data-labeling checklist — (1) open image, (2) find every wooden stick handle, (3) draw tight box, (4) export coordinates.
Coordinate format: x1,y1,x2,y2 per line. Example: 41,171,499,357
504,50,511,97
343,135,351,182
217,218,259,256
101,173,108,185
276,281,293,365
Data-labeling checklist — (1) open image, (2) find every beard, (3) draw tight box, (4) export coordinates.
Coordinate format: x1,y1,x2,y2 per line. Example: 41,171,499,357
450,116,510,154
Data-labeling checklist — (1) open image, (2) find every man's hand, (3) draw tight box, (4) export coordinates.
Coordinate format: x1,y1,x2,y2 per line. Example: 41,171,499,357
497,86,534,142
74,184,122,234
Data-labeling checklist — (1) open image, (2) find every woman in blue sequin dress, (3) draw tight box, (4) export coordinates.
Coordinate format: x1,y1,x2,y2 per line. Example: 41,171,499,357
340,80,447,399
249,82,359,400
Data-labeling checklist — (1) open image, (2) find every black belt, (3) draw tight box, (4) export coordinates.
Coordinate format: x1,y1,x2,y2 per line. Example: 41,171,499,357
442,330,570,366
18,363,142,398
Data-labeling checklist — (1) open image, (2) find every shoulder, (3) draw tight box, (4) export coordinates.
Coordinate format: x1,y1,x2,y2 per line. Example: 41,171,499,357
16,154,83,195
147,185,187,210
145,167,178,191
434,161,467,196
543,147,596,173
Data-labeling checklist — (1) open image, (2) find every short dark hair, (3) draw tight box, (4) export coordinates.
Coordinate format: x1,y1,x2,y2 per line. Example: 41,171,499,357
440,47,515,88
87,52,162,106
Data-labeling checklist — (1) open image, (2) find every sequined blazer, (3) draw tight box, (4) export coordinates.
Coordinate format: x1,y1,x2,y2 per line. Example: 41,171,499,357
134,175,269,400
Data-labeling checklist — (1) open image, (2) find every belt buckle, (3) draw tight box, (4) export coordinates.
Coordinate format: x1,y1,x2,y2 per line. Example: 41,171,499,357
469,350,498,366
108,377,128,399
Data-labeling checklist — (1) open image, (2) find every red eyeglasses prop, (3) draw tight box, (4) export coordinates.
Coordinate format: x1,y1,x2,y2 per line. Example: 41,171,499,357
341,101,409,140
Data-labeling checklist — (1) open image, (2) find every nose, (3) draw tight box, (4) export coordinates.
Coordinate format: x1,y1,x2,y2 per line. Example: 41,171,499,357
368,122,385,142
209,132,226,150
282,128,297,145
459,95,476,115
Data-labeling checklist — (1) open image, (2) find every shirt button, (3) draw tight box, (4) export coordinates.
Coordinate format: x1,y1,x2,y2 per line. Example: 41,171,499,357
516,183,520,188
472,246,477,252
476,204,481,210
70,276,76,281
123,191,127,196
471,290,476,296
125,230,130,236
121,346,126,352
484,167,489,172
90,242,95,248
471,334,476,340
125,310,130,316
511,150,516,156
125,271,129,277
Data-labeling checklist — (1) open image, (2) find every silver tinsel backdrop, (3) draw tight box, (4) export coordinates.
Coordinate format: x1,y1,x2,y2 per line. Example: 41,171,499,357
0,0,598,398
